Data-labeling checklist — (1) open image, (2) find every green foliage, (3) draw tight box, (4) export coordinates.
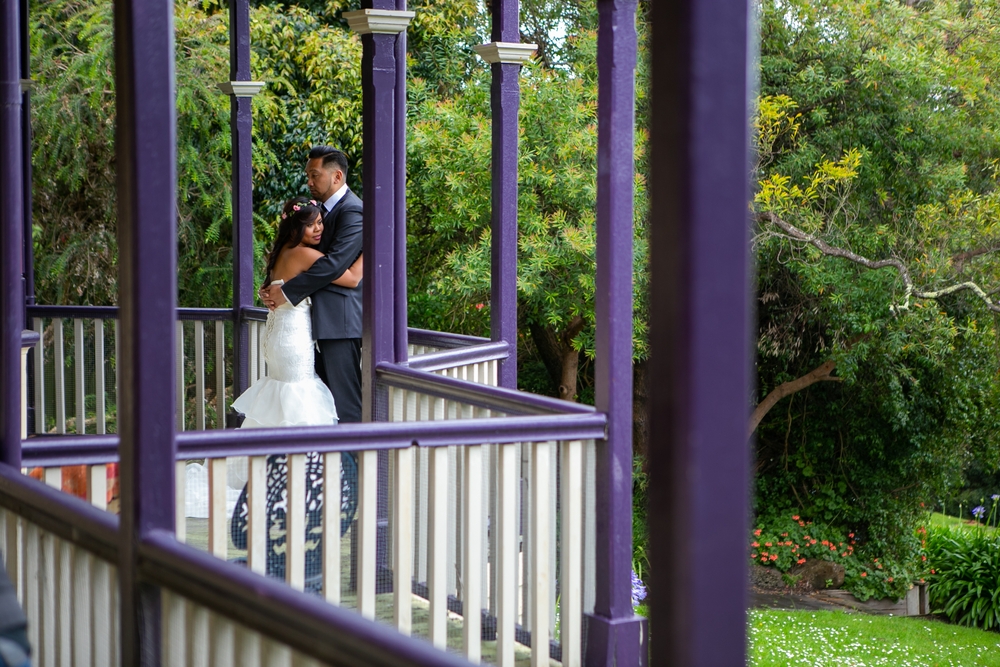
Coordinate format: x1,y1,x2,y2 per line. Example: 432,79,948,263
753,0,1000,561
927,524,1000,631
751,512,930,601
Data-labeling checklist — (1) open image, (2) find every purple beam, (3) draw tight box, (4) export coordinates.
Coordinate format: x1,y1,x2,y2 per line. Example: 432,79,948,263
1,0,24,467
22,412,608,465
19,0,33,308
230,0,254,395
393,0,409,362
647,0,752,664
587,1,646,665
488,0,520,390
114,0,178,657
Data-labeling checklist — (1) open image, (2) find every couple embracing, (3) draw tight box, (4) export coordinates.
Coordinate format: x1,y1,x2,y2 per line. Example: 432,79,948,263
229,146,363,581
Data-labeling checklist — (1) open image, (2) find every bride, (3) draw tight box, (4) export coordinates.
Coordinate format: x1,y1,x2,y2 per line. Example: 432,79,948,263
229,196,361,583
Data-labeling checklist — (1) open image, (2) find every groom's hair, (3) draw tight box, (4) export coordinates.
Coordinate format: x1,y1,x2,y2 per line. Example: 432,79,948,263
309,146,349,177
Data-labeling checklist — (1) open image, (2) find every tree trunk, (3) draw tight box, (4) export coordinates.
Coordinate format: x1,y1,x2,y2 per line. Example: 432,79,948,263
527,316,586,401
748,360,841,437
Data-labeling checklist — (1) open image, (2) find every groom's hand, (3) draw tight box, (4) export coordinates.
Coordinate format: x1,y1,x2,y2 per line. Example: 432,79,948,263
259,285,288,310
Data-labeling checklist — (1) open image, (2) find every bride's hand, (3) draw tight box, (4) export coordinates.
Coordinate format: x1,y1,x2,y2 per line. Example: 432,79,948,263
259,284,287,310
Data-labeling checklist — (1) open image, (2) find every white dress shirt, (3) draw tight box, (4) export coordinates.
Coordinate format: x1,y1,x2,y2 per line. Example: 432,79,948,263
321,183,348,215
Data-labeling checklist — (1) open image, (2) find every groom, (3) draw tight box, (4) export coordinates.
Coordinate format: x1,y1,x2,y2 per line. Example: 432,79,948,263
259,146,363,423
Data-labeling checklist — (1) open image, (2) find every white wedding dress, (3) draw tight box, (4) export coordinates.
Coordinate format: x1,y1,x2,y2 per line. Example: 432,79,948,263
229,289,345,583
231,293,338,427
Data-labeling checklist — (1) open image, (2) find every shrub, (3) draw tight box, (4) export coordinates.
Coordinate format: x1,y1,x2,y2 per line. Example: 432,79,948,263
926,525,1000,630
752,513,926,601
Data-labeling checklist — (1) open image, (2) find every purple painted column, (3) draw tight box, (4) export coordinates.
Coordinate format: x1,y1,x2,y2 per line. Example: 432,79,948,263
1,0,25,467
393,0,408,363
19,0,33,308
229,0,255,396
346,3,415,420
647,0,752,665
488,0,520,390
586,1,646,665
113,0,178,658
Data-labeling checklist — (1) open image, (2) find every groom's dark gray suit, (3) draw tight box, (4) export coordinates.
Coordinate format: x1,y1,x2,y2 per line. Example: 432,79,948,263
281,188,364,423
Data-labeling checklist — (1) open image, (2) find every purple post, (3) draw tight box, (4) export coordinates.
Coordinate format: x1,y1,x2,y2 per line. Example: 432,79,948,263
586,1,647,665
356,3,403,420
19,0,33,308
488,0,520,390
113,0,178,658
647,0,752,665
229,0,254,396
393,0,408,363
1,0,24,468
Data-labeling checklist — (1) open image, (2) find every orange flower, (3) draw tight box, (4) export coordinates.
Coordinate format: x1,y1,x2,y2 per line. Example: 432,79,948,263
797,558,806,564
921,555,927,561
752,542,760,548
754,529,762,537
770,554,778,561
930,569,935,574
765,542,772,547
798,520,805,526
887,577,893,583
860,572,867,578
848,533,854,538
792,515,800,520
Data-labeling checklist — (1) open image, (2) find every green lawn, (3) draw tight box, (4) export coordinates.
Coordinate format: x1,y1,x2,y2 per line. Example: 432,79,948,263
929,512,997,532
750,610,1000,666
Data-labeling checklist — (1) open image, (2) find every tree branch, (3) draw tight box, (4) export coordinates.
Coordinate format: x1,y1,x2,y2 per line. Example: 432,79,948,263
749,360,842,437
758,211,1000,314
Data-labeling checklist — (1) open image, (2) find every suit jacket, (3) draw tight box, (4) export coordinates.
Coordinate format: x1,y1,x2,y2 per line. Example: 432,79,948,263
282,188,363,340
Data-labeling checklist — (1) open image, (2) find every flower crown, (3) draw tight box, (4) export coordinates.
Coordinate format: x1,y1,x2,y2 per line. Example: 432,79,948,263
281,200,319,220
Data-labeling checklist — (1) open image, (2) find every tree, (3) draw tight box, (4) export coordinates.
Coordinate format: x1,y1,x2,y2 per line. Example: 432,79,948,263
752,0,1000,555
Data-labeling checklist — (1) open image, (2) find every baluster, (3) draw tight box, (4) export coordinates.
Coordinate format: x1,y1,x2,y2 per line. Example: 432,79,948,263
529,441,553,667
72,546,92,666
263,638,292,667
234,625,262,667
43,467,60,489
496,441,518,667
215,321,225,429
175,461,187,542
357,448,378,619
2,512,20,605
57,538,71,666
188,602,209,667
91,557,113,666
286,454,306,591
175,322,185,431
53,319,66,434
74,319,86,434
247,456,267,575
323,451,342,605
391,382,412,633
162,589,185,667
428,397,448,648
40,531,55,667
209,457,228,559
248,322,258,385
414,394,430,585
33,318,44,435
194,320,206,430
258,324,266,380
24,523,40,664
88,465,107,511
463,443,483,662
560,440,584,667
95,319,106,435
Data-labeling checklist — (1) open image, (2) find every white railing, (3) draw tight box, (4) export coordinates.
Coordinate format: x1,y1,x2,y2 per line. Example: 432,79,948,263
161,590,322,667
23,316,596,664
0,508,120,667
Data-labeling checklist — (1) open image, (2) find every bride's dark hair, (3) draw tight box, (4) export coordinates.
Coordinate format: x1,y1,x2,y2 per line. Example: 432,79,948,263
264,196,323,285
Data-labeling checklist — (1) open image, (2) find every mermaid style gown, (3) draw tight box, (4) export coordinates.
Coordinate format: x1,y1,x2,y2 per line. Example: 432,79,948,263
229,294,357,584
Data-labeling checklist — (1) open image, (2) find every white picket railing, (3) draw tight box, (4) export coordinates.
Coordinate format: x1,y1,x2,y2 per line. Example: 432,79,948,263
0,508,120,667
